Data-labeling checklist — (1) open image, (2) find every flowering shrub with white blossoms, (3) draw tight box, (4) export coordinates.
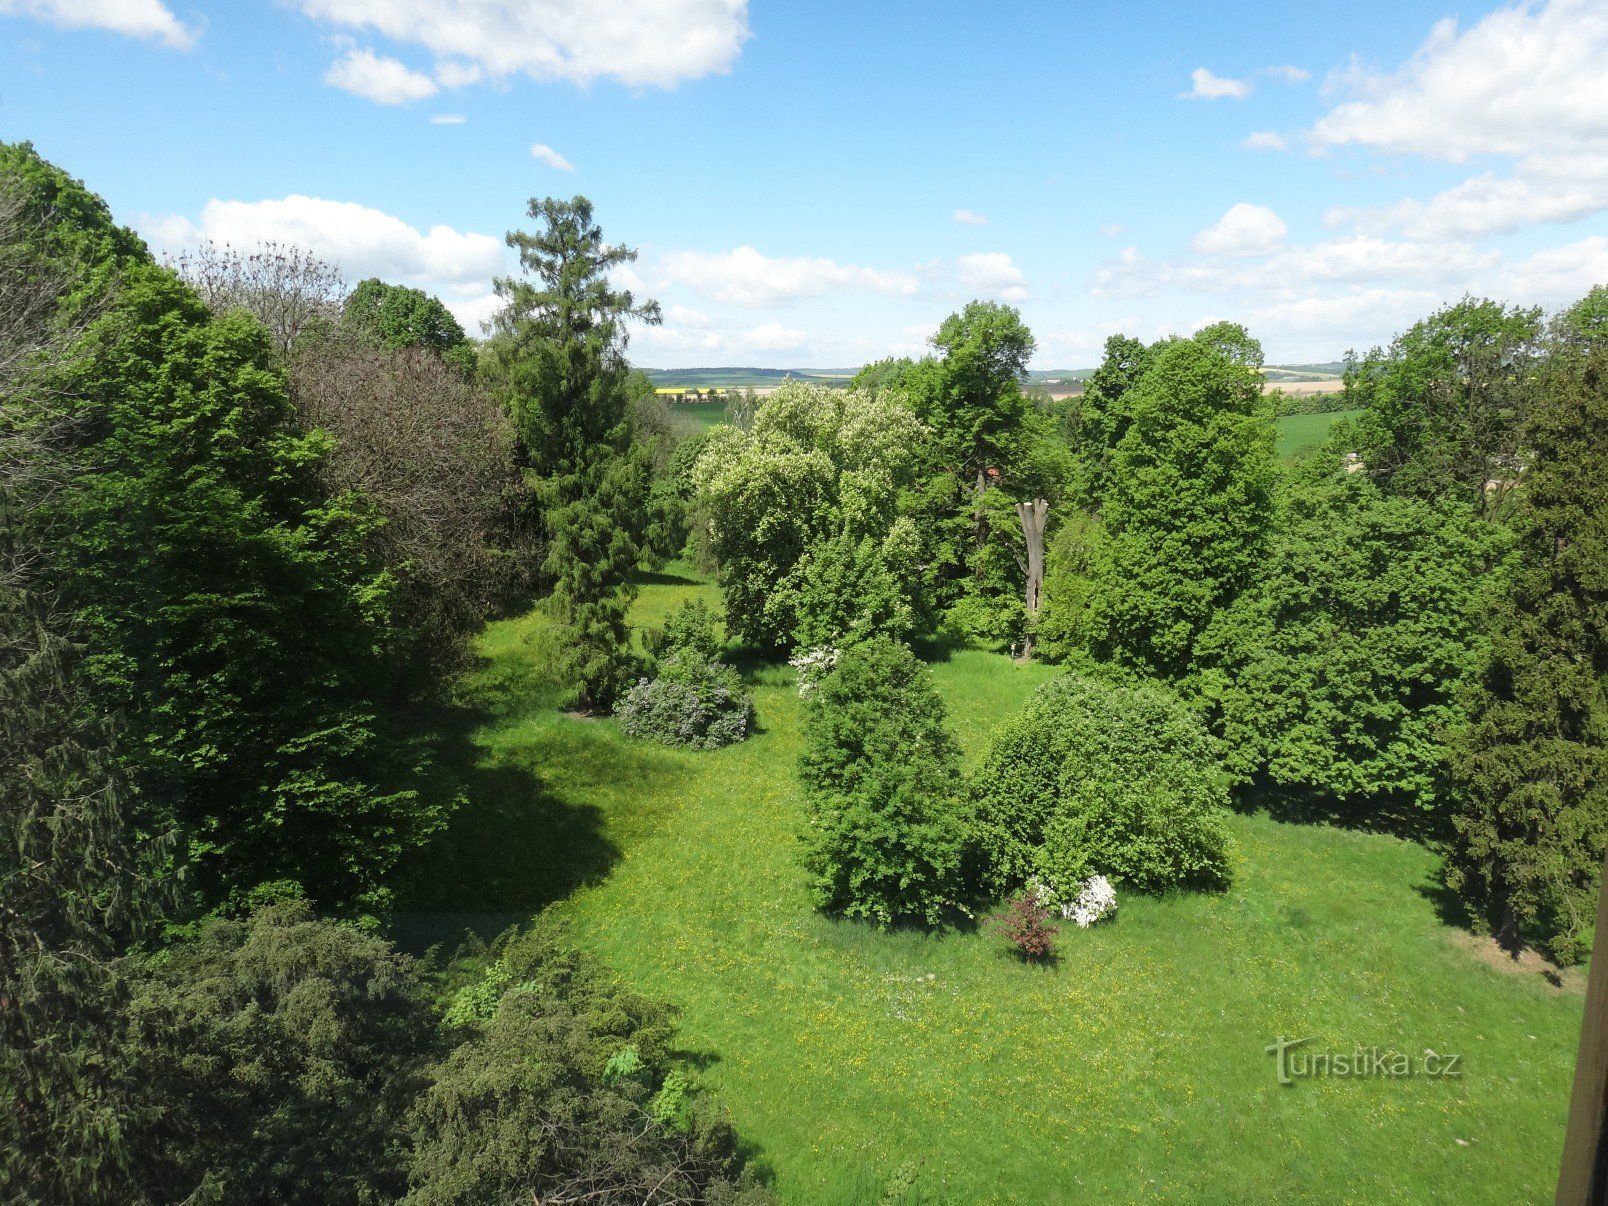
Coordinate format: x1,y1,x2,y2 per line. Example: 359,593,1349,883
1066,874,1117,928
1029,873,1116,928
789,645,840,697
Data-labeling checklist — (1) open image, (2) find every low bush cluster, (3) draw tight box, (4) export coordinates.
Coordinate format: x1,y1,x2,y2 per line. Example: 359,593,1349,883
618,600,754,750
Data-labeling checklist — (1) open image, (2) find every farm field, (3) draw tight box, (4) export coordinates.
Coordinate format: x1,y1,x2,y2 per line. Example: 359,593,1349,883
398,564,1585,1205
1276,408,1362,459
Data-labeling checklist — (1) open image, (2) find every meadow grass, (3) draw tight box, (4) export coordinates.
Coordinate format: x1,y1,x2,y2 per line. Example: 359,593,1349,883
1276,408,1363,459
399,563,1583,1203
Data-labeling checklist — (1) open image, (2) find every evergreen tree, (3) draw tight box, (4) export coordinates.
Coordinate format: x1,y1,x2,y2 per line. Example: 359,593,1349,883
1446,288,1608,962
487,197,660,711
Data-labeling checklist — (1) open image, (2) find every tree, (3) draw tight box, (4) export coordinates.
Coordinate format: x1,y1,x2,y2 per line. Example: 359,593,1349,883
968,674,1234,895
693,382,929,649
1194,450,1507,830
0,171,167,1205
120,903,434,1202
486,196,661,711
798,637,969,925
1069,334,1152,511
288,337,537,674
342,276,476,374
169,239,345,359
1089,333,1276,679
407,923,768,1203
1348,297,1543,516
1445,288,1608,963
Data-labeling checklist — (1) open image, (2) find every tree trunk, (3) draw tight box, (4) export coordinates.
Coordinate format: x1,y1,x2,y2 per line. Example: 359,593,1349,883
1017,497,1048,659
974,466,989,557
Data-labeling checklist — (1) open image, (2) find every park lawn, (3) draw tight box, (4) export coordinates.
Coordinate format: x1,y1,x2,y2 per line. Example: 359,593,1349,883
401,563,1584,1204
1276,408,1363,460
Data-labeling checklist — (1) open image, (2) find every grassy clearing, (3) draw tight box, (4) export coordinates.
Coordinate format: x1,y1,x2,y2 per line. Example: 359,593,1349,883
398,563,1582,1203
1276,408,1363,459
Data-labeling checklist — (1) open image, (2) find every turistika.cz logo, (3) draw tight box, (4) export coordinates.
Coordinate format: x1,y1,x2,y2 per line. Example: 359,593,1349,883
1265,1036,1462,1085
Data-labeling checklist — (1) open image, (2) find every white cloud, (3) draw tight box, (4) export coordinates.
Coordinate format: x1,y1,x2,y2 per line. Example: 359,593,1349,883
1179,67,1251,100
430,113,467,125
1264,64,1310,84
529,143,576,171
741,322,807,352
1242,130,1288,152
0,0,197,48
1330,157,1608,239
1309,0,1608,162
666,304,711,327
1098,223,1124,238
952,208,988,226
658,245,919,307
325,45,439,103
143,194,505,286
957,251,1027,300
1191,203,1287,257
294,0,750,89
1499,235,1608,304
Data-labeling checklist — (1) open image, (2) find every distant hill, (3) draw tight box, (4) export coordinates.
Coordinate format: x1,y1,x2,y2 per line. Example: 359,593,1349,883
639,366,854,389
1264,362,1346,382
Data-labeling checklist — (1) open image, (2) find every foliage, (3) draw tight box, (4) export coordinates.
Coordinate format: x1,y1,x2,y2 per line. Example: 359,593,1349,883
1445,287,1608,963
289,336,537,674
0,176,168,1205
486,195,661,710
1088,333,1276,679
798,637,968,925
120,902,434,1202
656,596,724,663
987,890,1058,961
1348,297,1543,516
168,239,345,359
342,276,475,373
616,650,754,750
1194,450,1508,828
969,673,1234,894
1068,333,1152,511
1032,509,1102,661
404,922,769,1204
694,381,929,649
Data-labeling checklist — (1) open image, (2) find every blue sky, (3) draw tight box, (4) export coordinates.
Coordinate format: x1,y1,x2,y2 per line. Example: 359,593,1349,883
2,0,1604,368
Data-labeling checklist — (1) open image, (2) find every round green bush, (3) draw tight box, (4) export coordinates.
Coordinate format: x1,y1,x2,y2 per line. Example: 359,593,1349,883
616,652,753,750
969,673,1234,894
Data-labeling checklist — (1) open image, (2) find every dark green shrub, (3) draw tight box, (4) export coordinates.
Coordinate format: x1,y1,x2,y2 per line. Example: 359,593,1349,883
406,923,770,1204
799,637,968,925
970,674,1234,894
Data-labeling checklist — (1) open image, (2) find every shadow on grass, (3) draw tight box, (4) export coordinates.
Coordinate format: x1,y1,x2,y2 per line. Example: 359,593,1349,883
386,690,622,954
631,567,704,588
1231,776,1445,844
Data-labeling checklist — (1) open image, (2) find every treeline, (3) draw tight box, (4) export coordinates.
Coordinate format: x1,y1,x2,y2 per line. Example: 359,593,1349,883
679,295,1605,963
1,143,766,1201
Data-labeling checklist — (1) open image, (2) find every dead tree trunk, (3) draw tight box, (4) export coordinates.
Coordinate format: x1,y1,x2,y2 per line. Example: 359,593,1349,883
1016,497,1048,659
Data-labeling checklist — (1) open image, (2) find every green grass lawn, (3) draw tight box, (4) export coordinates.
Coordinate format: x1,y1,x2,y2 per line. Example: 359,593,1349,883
1276,408,1363,459
399,564,1583,1204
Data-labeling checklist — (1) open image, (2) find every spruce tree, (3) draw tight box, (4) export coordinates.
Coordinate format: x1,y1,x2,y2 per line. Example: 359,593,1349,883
488,197,660,711
1446,288,1608,962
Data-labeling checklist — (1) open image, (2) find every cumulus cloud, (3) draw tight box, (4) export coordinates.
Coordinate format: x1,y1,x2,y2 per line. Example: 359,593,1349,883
1179,67,1251,100
143,194,505,286
741,322,807,352
0,0,198,48
1242,130,1288,152
1191,203,1287,257
295,0,750,89
529,143,576,171
957,251,1027,301
1499,235,1608,304
952,208,988,226
325,45,439,103
658,245,919,307
1308,0,1608,162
